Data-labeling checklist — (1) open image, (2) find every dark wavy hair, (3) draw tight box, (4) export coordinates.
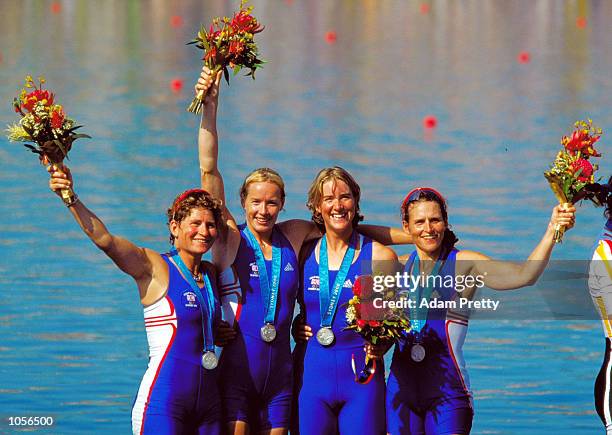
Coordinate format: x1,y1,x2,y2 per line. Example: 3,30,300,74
400,188,459,258
166,189,223,244
583,176,612,218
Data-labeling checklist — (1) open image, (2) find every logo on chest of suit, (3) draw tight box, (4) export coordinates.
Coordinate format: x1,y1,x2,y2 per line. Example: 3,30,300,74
307,275,320,291
249,261,259,278
183,291,199,308
308,275,355,291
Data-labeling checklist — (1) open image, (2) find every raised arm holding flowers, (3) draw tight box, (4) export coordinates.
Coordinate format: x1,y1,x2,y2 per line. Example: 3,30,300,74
385,188,575,435
6,75,90,204
45,162,227,434
187,0,265,114
545,119,603,242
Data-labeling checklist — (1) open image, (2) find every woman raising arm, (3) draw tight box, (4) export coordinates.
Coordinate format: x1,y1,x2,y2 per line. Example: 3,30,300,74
48,164,224,435
386,187,575,435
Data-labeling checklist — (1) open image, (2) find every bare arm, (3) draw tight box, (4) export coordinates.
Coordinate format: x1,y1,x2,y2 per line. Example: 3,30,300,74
48,165,165,303
278,220,413,257
278,219,321,255
197,67,226,204
196,67,241,269
457,204,576,290
358,224,414,246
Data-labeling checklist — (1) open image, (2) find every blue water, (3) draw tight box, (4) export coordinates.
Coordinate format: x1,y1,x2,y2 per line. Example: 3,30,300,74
1,0,611,433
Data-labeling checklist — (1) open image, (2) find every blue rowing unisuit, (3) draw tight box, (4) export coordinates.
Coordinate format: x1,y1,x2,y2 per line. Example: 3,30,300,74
293,235,386,435
131,254,221,435
218,224,298,430
386,249,473,435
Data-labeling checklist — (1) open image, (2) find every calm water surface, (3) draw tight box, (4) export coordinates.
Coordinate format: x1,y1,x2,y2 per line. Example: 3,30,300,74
1,1,611,433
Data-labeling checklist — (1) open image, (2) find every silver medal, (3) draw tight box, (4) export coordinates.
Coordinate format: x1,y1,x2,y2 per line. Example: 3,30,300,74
410,343,426,362
260,323,277,342
316,327,335,346
201,351,218,370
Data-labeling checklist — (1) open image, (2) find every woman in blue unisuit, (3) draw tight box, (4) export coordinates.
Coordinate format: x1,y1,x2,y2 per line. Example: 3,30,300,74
387,187,574,435
291,167,398,435
47,164,225,435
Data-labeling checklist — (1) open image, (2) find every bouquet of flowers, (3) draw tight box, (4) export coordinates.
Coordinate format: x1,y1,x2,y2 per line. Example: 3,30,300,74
345,275,410,383
6,75,90,203
187,0,265,114
544,119,603,242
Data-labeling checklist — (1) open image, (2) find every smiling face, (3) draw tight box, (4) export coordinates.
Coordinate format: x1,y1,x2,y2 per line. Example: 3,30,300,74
243,181,283,235
171,207,218,256
316,179,356,235
403,200,447,259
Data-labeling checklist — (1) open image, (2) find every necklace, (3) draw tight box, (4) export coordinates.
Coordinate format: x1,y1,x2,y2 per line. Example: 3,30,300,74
192,272,203,283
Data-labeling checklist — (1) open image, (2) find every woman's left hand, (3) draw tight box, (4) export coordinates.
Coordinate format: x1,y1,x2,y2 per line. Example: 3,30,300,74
550,203,576,231
364,341,392,360
214,320,237,347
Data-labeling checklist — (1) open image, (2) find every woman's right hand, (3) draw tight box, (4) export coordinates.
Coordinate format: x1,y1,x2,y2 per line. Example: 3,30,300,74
214,320,237,347
292,315,313,342
47,163,73,198
195,66,223,107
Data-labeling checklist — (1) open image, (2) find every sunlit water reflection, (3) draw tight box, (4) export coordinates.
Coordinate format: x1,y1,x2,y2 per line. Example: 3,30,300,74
0,1,611,433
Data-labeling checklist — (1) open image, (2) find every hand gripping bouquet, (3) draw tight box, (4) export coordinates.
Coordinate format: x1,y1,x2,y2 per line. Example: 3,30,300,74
345,275,411,384
187,0,265,114
6,75,90,204
544,119,603,242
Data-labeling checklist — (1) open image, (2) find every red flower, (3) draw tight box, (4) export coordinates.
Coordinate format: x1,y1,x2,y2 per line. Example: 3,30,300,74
562,129,601,156
357,319,367,329
353,277,362,297
570,158,593,182
229,40,245,56
204,46,218,63
50,107,65,129
368,320,381,327
22,89,54,112
231,10,263,33
563,130,587,152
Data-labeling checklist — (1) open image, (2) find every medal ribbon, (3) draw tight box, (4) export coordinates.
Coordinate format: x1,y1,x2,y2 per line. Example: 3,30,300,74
319,232,357,328
242,226,282,325
406,252,443,334
170,248,215,352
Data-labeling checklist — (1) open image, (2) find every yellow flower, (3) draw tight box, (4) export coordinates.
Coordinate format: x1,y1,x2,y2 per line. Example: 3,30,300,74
6,124,31,142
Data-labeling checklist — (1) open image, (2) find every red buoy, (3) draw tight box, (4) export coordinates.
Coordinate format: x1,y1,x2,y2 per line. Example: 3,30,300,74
170,15,183,28
325,31,337,44
423,115,437,129
517,51,531,64
170,78,183,93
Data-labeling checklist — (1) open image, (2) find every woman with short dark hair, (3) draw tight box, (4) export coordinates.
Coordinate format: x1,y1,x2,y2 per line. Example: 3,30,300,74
47,164,224,435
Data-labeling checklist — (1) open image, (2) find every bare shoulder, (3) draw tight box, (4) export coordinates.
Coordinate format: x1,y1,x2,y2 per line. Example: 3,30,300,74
142,248,165,274
372,241,398,261
278,219,318,253
279,219,315,238
140,248,170,306
456,249,491,261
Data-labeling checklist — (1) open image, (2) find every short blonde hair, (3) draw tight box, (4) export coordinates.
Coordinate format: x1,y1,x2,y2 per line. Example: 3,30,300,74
239,168,286,207
306,166,364,231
